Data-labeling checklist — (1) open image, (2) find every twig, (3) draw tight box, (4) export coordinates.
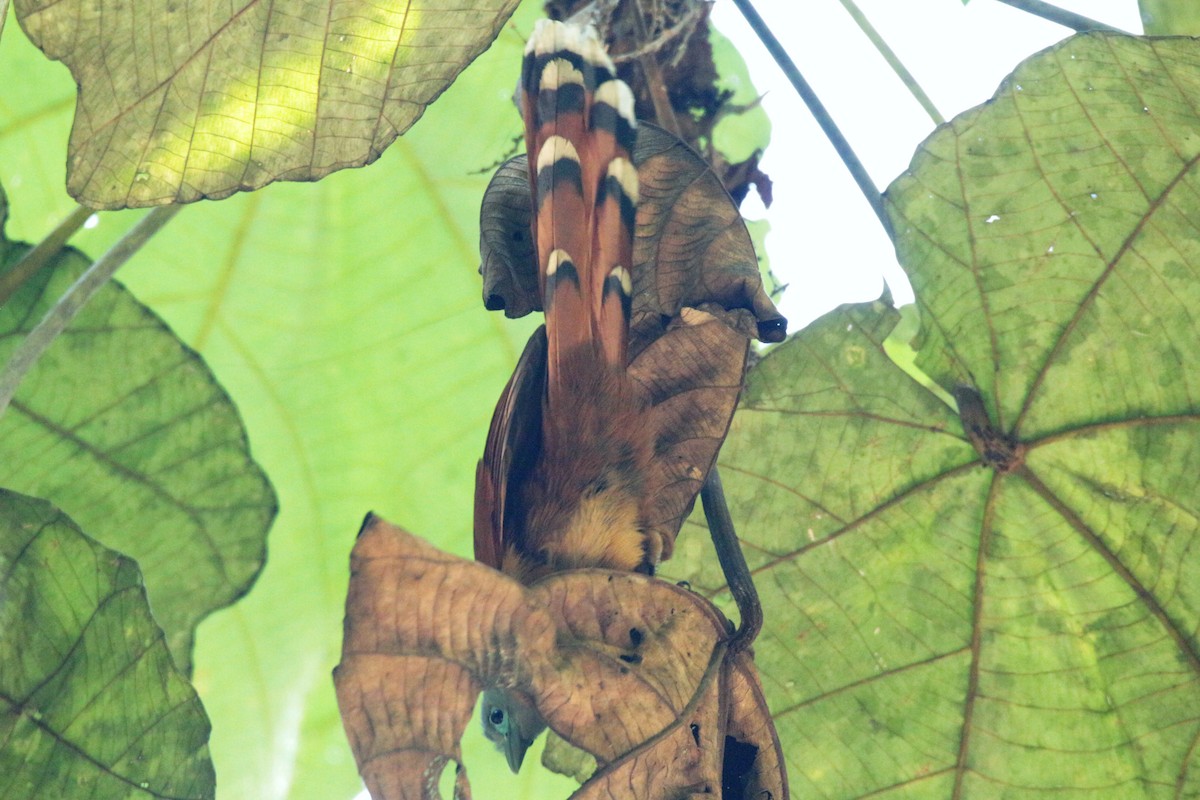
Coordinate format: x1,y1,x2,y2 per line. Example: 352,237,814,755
730,0,892,237
0,205,95,307
994,0,1122,32
0,205,180,416
631,0,683,138
701,466,762,654
612,4,702,63
838,0,944,126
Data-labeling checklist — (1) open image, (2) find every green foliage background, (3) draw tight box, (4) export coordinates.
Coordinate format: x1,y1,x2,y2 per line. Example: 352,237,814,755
3,2,1200,799
0,1,567,795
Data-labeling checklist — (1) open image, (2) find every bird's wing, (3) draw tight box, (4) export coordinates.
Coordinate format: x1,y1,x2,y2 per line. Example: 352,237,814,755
473,326,547,569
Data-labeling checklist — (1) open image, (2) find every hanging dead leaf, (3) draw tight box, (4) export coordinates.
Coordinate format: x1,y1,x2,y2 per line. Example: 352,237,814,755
478,122,786,349
334,513,552,800
334,514,786,799
628,125,785,350
723,656,788,800
568,641,727,798
631,306,753,558
478,159,541,320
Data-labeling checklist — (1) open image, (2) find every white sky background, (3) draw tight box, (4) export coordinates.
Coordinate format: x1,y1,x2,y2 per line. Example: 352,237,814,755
710,0,1145,330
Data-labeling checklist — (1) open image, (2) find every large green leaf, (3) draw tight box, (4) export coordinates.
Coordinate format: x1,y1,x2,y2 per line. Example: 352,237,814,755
0,194,276,675
669,31,1200,798
0,12,136,251
898,33,1200,435
0,489,215,799
1140,0,1200,34
12,0,519,208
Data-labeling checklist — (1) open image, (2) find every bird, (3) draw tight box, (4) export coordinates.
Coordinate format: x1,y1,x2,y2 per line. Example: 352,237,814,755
473,18,655,772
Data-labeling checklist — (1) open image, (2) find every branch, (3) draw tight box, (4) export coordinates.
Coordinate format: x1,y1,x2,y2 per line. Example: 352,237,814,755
0,205,180,416
838,0,944,125
0,205,95,307
630,0,684,138
730,0,892,237
612,3,703,63
994,0,1124,33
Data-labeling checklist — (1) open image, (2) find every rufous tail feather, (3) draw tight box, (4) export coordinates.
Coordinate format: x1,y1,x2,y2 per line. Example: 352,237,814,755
521,20,638,405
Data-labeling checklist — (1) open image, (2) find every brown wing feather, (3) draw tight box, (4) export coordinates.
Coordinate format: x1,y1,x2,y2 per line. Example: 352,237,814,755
473,327,547,569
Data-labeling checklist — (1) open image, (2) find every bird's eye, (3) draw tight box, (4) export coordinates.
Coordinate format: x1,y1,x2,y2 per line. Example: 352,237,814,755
488,707,508,733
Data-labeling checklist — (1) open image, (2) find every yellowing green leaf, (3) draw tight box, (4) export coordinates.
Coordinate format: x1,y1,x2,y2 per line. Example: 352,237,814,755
13,0,520,208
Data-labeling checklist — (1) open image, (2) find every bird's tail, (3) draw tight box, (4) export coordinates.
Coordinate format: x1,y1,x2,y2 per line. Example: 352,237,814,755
520,20,638,401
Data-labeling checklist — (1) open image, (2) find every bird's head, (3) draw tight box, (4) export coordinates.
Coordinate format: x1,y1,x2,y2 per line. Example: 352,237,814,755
480,687,547,773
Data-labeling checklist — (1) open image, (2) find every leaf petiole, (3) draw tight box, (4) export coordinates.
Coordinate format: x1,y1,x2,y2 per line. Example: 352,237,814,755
0,204,94,308
0,205,180,415
730,0,891,237
837,0,945,126
994,0,1123,32
701,466,762,653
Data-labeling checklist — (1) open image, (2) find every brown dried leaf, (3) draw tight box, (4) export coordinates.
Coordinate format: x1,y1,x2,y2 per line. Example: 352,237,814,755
477,123,786,347
478,159,539,319
335,514,555,800
569,643,727,799
628,125,785,349
530,570,728,761
724,657,788,800
631,306,751,558
335,514,785,799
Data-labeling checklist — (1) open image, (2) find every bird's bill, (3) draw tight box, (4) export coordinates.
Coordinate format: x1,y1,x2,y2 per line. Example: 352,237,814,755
505,730,534,773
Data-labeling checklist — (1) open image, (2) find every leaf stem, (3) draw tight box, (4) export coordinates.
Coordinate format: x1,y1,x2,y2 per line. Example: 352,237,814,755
700,466,761,654
730,0,891,237
0,205,180,416
994,0,1122,32
0,205,95,308
838,0,945,125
